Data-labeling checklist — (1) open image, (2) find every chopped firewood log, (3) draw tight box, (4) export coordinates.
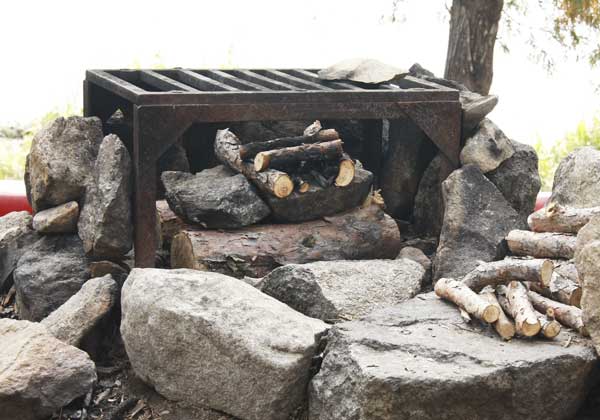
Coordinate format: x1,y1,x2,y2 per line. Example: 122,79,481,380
254,139,344,172
480,290,516,340
214,129,293,198
527,290,588,336
535,309,562,339
434,278,500,323
497,282,541,337
292,176,310,193
462,258,554,292
526,270,582,308
335,153,356,187
156,200,188,248
554,260,581,285
239,129,340,160
171,204,400,278
527,203,600,234
506,230,577,259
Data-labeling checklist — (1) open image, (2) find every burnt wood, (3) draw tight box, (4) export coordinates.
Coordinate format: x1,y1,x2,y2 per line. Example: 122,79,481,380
84,68,462,267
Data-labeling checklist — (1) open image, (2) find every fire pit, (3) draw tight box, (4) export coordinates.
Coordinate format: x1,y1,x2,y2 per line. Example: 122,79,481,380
84,68,462,267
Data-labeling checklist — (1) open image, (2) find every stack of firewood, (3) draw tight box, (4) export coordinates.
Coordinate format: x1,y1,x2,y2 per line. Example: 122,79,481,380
436,203,600,341
214,120,356,199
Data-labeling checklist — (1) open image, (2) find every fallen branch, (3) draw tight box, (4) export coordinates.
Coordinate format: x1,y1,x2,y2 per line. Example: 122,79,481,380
497,282,541,337
527,290,588,336
527,203,600,234
506,230,577,259
462,258,554,292
480,290,516,340
434,278,500,323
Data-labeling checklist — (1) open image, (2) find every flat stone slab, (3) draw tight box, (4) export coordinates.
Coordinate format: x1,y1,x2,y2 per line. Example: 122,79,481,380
310,292,596,420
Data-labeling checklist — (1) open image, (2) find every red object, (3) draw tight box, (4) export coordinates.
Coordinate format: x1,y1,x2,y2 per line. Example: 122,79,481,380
535,192,551,212
0,180,32,216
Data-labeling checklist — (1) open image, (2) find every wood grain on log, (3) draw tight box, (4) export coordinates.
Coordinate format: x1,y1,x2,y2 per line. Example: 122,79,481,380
497,282,541,337
239,129,340,160
171,204,400,278
535,310,561,339
528,290,588,336
506,230,577,259
527,203,600,234
214,129,293,198
462,258,553,292
434,278,500,323
335,153,356,187
480,290,515,340
526,268,582,308
254,140,344,172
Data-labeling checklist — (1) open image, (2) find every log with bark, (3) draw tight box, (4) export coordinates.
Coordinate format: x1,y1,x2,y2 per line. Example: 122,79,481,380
335,153,356,187
434,278,500,323
462,258,554,292
506,230,577,259
239,129,340,160
497,282,541,337
535,309,562,339
170,204,401,278
480,290,516,340
254,139,344,172
214,129,294,198
526,269,582,308
527,203,600,234
527,290,588,336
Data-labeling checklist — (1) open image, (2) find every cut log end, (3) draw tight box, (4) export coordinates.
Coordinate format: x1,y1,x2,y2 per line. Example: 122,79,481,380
570,288,583,308
171,232,199,270
541,319,561,339
521,317,542,337
298,182,310,193
335,159,356,187
540,260,554,287
254,153,269,172
273,175,294,198
482,305,501,324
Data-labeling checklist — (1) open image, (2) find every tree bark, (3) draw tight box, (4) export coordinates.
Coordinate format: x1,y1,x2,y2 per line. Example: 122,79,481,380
214,129,293,198
526,269,582,308
527,203,600,234
527,290,588,336
444,0,504,95
535,310,562,339
462,258,554,292
435,278,500,323
497,282,541,337
506,230,577,259
171,204,400,278
254,140,344,172
480,290,516,340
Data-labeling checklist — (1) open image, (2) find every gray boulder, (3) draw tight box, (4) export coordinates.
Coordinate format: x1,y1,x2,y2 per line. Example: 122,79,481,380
25,116,103,212
89,260,130,285
460,119,515,173
576,215,600,264
261,259,425,322
309,292,596,420
78,134,132,259
0,211,37,290
412,154,453,237
398,246,431,271
434,165,520,280
0,319,96,420
380,119,436,219
121,268,328,420
487,140,541,227
161,165,270,228
461,92,499,136
32,201,79,233
579,240,600,355
13,235,90,321
549,146,600,208
42,275,118,348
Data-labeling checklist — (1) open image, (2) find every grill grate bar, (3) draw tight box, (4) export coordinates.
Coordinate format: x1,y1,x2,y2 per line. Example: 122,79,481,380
285,69,364,90
200,70,269,91
176,70,239,91
229,70,298,91
140,70,198,92
256,70,334,91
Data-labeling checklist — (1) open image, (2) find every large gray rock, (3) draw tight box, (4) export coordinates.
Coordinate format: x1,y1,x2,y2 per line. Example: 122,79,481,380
576,215,600,264
487,140,541,227
309,292,596,420
380,119,436,219
460,92,499,137
434,165,520,280
25,116,103,212
13,235,90,321
42,275,118,347
549,146,600,208
412,154,453,237
121,268,329,420
78,134,132,259
32,201,79,233
266,168,373,223
0,211,37,290
460,119,515,173
261,259,425,322
579,240,600,354
161,165,270,228
0,319,96,420
318,58,408,84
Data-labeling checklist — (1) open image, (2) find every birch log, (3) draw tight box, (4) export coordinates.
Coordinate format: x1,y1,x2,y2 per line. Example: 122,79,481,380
527,290,588,336
480,290,516,340
528,203,600,234
535,309,562,339
434,278,500,323
497,282,541,337
462,258,554,291
506,230,577,259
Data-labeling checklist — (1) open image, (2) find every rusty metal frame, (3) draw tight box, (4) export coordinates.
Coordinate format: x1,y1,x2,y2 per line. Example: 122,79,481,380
83,68,462,267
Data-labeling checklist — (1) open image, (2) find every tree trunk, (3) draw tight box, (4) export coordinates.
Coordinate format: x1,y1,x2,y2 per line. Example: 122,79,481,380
444,0,504,95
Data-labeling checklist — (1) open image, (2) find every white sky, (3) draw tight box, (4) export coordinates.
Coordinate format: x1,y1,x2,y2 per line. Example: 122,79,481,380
1,0,598,146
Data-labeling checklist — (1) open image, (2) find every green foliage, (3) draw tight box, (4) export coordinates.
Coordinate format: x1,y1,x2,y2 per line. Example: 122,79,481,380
535,116,600,190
